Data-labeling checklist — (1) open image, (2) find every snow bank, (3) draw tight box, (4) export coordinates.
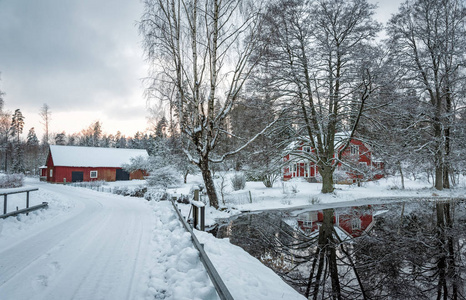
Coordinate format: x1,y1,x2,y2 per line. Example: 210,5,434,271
0,185,76,244
144,201,218,300
195,230,305,300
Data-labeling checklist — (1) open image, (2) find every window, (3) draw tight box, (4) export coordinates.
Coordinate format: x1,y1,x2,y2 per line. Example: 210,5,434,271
49,169,53,177
350,145,359,155
90,171,98,178
351,218,362,230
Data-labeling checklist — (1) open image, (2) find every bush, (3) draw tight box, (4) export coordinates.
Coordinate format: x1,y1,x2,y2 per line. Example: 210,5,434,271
144,189,168,201
0,174,24,188
113,186,148,197
146,166,181,189
246,170,280,188
231,173,246,191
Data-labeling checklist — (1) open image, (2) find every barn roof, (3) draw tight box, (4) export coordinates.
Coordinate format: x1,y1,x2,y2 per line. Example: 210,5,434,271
49,145,149,168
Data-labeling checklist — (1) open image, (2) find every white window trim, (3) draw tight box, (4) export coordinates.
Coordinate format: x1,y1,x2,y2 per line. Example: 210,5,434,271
90,170,98,178
50,169,53,177
350,145,359,155
351,218,362,230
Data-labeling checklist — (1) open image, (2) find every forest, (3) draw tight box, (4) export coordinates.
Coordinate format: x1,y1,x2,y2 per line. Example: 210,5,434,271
2,0,465,210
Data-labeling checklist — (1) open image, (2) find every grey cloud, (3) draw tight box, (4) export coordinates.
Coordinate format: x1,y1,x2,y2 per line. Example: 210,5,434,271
0,0,146,115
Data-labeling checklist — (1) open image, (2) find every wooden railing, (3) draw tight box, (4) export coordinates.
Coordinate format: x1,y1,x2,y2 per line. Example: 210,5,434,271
0,187,48,218
170,198,234,300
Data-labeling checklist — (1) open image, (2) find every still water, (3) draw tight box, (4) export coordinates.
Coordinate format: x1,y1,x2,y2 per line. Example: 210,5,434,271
216,199,466,299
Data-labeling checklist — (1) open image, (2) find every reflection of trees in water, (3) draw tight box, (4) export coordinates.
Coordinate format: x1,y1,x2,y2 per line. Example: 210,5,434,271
356,200,465,299
218,200,466,299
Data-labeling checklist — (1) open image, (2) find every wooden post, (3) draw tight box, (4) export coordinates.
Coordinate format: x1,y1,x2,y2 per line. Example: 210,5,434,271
200,205,205,231
26,191,30,216
193,205,199,229
3,194,6,214
194,189,199,201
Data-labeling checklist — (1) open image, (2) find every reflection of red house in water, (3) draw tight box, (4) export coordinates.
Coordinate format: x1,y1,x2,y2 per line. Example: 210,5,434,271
297,206,375,238
283,133,384,183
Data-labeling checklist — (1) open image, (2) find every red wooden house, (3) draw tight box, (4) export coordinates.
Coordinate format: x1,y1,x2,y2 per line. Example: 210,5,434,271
283,133,384,183
44,145,149,183
297,206,375,238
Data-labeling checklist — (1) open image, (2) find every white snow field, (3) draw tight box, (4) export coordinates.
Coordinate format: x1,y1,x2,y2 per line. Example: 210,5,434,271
0,180,305,300
0,181,215,300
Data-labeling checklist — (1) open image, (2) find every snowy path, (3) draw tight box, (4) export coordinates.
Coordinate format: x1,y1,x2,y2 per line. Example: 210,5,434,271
0,180,305,300
0,183,154,300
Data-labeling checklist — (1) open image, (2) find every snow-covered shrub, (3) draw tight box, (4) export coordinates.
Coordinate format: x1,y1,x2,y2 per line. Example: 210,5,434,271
122,155,148,174
290,184,299,194
308,196,321,205
112,186,148,197
246,168,280,188
113,186,129,196
231,173,246,191
146,165,182,189
261,173,279,188
131,186,148,197
333,169,351,184
0,174,24,188
144,188,168,201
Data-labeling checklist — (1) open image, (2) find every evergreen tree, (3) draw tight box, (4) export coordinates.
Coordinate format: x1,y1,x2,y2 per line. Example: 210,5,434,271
155,117,168,139
25,127,40,174
10,109,25,173
55,132,67,145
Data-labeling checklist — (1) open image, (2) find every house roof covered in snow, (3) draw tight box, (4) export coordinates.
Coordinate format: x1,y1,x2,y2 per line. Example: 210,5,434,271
285,132,353,152
49,145,149,168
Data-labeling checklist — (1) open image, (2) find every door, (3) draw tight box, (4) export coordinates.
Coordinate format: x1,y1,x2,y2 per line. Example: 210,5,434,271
71,171,84,182
116,169,130,181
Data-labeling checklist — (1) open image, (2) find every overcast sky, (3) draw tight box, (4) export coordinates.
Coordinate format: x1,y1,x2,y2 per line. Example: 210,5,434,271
0,0,403,140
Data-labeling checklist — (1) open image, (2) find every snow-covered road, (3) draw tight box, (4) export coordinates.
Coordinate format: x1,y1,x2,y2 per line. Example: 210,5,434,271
0,180,305,300
0,182,154,300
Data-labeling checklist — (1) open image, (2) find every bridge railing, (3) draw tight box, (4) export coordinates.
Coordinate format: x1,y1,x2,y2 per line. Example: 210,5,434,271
0,187,48,219
170,197,234,300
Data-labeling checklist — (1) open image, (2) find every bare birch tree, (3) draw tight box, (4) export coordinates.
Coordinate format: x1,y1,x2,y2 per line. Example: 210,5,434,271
139,0,269,208
387,0,466,190
39,103,51,146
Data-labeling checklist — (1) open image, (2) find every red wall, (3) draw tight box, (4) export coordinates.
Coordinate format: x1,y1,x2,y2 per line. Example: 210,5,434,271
45,152,145,183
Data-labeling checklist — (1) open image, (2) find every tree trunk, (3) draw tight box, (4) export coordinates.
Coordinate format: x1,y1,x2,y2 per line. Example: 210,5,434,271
320,166,334,193
184,170,189,184
398,161,405,190
435,162,444,191
434,115,444,190
200,159,219,209
443,127,451,189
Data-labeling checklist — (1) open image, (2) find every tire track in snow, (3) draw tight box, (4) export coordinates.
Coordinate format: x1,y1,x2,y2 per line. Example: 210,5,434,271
0,183,154,300
0,195,104,288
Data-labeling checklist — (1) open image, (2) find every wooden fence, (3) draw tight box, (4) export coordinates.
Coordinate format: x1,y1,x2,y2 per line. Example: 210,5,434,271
170,198,234,300
0,188,48,219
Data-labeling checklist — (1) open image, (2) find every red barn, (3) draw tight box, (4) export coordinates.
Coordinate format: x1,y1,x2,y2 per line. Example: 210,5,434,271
45,145,149,183
283,132,384,183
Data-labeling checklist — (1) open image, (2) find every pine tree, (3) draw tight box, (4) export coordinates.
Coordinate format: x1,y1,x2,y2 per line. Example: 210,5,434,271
25,127,40,174
10,109,25,173
55,132,67,145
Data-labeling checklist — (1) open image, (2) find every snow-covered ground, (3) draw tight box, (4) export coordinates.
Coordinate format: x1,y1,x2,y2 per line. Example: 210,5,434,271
0,178,306,300
167,173,466,226
0,181,157,300
1,174,464,300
